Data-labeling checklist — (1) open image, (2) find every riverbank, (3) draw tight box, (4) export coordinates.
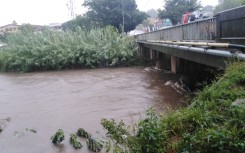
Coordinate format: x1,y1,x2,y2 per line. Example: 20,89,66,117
102,62,245,152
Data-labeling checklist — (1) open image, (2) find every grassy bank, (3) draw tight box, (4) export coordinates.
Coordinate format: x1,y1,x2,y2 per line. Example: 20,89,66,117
101,62,245,153
0,26,137,72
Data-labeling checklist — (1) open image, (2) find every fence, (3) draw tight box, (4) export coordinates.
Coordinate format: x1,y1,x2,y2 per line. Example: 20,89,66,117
137,17,216,42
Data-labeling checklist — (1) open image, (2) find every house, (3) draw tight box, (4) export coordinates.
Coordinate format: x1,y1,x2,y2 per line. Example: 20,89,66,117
0,23,47,34
0,24,20,33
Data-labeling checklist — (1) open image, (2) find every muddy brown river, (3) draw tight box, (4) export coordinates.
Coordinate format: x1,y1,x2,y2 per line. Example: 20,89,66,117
0,67,185,153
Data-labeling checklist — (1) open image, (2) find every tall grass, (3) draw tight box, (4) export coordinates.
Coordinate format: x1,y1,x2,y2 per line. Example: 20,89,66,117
0,26,137,72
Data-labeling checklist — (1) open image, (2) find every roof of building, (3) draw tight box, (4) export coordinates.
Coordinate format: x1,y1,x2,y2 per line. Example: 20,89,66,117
0,24,20,29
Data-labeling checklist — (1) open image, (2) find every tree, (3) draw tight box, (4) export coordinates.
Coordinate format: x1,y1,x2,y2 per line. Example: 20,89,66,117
201,5,214,17
62,15,95,31
12,20,17,25
147,9,158,18
241,0,245,5
158,0,201,25
213,0,241,14
82,0,147,32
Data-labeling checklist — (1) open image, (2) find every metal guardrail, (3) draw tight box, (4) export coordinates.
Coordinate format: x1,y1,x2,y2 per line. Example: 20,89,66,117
138,40,245,61
137,17,216,42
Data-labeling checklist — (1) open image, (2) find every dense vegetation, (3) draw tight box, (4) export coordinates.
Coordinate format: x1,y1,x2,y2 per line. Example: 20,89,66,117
62,0,147,32
0,26,137,72
158,0,201,25
214,0,242,14
101,62,245,153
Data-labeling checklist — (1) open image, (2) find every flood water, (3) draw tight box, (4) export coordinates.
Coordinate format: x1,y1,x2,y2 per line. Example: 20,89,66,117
0,67,185,153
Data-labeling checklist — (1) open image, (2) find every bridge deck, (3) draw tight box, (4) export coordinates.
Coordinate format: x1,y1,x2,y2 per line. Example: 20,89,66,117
136,6,245,69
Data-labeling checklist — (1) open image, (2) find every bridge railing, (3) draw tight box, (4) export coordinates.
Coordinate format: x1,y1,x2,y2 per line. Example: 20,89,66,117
137,17,216,42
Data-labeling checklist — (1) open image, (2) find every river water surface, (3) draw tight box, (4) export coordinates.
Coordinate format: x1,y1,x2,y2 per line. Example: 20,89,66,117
0,67,185,153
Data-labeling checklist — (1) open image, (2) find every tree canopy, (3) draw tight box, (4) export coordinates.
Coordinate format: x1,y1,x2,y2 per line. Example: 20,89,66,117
241,0,245,5
213,0,242,15
62,15,94,31
158,0,201,25
63,0,147,32
146,9,158,18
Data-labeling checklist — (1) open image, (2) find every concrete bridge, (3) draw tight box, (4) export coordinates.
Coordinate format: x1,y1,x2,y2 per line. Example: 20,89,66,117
136,6,245,74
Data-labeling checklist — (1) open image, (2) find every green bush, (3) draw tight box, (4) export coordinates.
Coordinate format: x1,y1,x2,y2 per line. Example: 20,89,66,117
0,26,137,72
101,109,167,153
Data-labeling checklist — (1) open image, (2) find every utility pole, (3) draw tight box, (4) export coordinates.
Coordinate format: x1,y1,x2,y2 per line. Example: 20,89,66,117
121,0,125,33
66,0,76,19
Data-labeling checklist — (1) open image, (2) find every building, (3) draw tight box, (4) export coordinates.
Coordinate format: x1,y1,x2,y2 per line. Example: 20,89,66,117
0,24,20,33
48,23,62,30
0,23,45,33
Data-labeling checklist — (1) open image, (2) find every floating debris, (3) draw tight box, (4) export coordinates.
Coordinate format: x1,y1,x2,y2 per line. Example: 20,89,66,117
14,131,25,138
77,128,91,138
0,117,11,132
87,137,103,152
70,134,82,149
0,123,5,132
144,67,152,72
51,129,65,144
25,128,37,133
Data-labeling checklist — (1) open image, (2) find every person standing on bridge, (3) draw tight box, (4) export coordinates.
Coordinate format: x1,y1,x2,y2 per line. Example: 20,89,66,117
182,12,191,24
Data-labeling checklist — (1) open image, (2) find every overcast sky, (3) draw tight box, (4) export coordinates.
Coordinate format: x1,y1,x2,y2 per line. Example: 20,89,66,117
0,0,218,26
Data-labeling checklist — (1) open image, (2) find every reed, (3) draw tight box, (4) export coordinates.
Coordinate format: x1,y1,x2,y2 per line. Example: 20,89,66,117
0,26,137,72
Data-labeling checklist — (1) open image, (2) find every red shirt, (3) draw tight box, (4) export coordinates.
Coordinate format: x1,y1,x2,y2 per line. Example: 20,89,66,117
183,12,191,24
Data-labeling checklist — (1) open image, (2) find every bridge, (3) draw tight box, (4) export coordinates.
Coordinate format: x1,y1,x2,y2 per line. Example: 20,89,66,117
136,6,245,74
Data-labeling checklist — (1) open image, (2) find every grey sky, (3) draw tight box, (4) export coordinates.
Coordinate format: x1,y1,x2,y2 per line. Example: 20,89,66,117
0,0,218,26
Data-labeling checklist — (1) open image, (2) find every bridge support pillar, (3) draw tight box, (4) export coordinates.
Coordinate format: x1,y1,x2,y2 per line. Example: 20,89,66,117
171,56,186,74
150,49,158,60
139,46,149,59
138,44,142,56
150,49,153,60
171,56,178,73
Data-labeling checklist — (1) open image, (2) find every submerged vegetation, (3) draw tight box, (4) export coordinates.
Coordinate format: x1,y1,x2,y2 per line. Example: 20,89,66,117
77,128,91,138
101,62,245,153
0,26,137,72
69,134,83,149
50,128,103,152
51,129,65,144
87,137,104,152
